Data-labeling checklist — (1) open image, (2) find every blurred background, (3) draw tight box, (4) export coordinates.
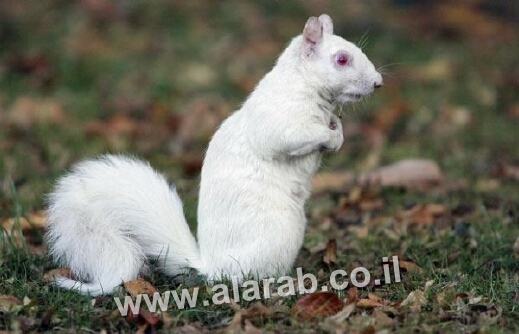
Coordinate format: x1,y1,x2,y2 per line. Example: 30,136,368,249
0,0,518,215
0,1,518,332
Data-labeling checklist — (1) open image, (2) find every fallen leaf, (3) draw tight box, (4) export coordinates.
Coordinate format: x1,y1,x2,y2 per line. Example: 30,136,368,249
179,152,204,177
474,303,502,326
436,285,456,309
397,203,447,226
337,184,384,213
126,307,161,333
434,3,514,41
373,309,395,328
1,211,47,232
135,323,148,334
242,320,262,334
7,96,65,129
85,114,139,139
124,278,158,298
138,309,160,326
400,290,426,312
22,296,31,306
360,159,443,190
312,171,354,193
293,292,344,320
358,198,384,212
43,268,73,283
346,287,359,304
367,293,385,304
508,104,519,119
494,163,519,181
398,260,423,273
323,239,337,265
372,101,409,135
356,298,384,309
424,280,434,292
327,303,355,322
349,226,369,239
226,302,273,332
0,295,22,312
356,293,388,309
126,308,161,330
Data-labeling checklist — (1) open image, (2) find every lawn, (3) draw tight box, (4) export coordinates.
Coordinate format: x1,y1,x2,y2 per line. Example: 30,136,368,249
1,1,518,333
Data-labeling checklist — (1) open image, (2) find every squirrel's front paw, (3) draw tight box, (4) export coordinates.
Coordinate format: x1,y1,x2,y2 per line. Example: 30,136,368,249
321,119,344,152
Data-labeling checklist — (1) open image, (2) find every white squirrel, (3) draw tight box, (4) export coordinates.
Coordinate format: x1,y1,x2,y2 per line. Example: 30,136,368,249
46,14,382,296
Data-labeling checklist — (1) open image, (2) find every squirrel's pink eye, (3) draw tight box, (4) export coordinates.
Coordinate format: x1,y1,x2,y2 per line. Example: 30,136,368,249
336,53,349,66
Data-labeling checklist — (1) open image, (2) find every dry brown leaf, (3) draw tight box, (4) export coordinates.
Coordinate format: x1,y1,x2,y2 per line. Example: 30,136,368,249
326,303,355,323
126,308,161,330
43,268,73,283
0,295,22,312
323,239,337,265
436,285,456,309
312,171,354,193
242,320,262,334
397,203,447,226
358,198,384,212
435,3,514,41
293,292,344,320
360,159,443,190
367,293,385,304
85,114,139,138
226,302,272,333
508,104,519,119
349,226,369,239
398,260,422,273
400,290,426,312
123,278,158,298
138,309,161,326
7,96,65,129
1,211,47,233
356,293,389,309
372,101,408,135
373,309,395,328
346,287,359,304
179,152,204,177
356,298,384,309
494,163,519,181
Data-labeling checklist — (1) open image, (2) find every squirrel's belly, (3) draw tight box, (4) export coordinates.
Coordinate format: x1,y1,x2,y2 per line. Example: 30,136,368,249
196,116,319,281
197,165,309,281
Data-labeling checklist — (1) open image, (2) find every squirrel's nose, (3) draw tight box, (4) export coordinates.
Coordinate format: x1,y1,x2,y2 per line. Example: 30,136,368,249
374,73,383,89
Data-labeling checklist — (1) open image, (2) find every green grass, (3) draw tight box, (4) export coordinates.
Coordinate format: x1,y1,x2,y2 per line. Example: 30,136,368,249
1,1,518,332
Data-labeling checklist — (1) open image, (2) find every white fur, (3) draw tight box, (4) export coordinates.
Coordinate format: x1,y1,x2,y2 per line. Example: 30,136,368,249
46,14,382,295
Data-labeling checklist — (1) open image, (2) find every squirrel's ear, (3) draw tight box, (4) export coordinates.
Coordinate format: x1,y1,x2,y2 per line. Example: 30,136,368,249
302,16,323,56
319,14,333,35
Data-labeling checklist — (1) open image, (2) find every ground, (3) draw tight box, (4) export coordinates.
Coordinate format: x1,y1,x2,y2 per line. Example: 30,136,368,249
0,1,518,333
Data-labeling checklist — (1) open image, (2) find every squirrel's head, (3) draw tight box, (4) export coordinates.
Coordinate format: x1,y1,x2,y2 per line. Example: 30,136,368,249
298,14,383,104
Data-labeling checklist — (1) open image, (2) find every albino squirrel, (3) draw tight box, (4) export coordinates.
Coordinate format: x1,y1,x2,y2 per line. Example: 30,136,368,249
46,14,382,296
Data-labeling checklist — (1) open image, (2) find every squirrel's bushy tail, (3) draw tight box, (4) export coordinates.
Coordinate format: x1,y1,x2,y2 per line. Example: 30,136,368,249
46,155,201,296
